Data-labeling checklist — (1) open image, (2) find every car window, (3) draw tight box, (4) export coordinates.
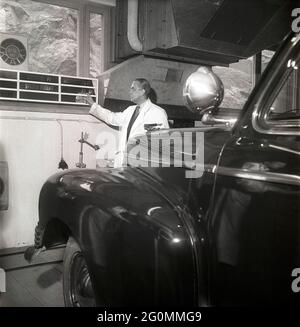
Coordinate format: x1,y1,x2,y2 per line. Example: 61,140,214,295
265,52,300,124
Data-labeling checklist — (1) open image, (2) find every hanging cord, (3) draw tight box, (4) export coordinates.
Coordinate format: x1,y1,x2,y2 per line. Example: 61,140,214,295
56,120,68,170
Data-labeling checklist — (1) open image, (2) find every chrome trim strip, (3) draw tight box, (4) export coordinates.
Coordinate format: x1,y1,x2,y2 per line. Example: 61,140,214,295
252,105,300,136
213,166,300,186
268,144,300,156
204,164,217,173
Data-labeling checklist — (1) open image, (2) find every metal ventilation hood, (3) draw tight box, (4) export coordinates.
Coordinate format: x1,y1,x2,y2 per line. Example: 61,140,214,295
116,0,294,66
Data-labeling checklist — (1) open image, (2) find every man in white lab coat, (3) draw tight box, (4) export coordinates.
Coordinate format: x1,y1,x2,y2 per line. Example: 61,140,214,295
83,78,169,167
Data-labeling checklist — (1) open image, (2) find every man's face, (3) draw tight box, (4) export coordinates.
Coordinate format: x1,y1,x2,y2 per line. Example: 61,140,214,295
129,81,144,103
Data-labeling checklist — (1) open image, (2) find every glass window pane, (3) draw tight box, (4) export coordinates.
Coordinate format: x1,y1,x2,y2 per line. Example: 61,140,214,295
213,58,252,110
266,54,300,122
90,12,103,78
213,50,275,110
0,0,78,76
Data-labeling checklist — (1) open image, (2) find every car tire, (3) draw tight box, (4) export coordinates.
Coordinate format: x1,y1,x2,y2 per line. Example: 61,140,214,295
63,236,96,307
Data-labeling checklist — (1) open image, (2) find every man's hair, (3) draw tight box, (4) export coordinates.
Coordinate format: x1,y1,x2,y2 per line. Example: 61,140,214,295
134,78,151,98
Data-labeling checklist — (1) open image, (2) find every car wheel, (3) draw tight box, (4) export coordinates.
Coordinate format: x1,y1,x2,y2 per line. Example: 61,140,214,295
63,236,96,307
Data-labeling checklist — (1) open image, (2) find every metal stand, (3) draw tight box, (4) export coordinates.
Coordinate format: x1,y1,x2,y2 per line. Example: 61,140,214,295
76,132,100,168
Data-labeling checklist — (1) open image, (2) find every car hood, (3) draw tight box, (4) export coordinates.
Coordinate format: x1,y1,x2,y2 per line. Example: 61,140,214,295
46,125,231,208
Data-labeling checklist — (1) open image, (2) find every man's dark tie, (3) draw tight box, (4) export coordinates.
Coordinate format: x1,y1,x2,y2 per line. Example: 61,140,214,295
126,105,140,141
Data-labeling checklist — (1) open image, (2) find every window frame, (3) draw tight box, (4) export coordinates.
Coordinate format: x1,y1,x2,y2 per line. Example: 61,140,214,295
252,33,300,136
0,0,114,114
30,0,114,77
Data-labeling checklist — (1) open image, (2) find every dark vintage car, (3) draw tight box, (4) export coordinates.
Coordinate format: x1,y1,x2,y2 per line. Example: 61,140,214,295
26,32,300,306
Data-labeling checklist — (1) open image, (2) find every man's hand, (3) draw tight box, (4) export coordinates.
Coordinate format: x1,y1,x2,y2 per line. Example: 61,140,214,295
76,93,95,106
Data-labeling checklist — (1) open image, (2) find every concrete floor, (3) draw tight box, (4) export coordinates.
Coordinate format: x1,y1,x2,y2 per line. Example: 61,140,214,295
0,246,64,307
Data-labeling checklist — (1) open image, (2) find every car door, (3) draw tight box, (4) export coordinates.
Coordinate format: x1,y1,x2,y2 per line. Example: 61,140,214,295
208,33,300,306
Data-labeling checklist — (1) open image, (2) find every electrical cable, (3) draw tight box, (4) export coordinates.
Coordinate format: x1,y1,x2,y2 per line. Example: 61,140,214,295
56,120,68,169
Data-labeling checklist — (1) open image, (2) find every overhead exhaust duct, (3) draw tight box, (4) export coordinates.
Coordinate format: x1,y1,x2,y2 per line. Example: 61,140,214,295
116,0,294,66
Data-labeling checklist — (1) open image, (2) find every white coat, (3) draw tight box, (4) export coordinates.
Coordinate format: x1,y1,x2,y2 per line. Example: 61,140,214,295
90,98,169,167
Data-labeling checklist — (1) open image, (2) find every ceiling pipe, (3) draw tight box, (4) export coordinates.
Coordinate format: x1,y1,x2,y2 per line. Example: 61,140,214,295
127,0,143,52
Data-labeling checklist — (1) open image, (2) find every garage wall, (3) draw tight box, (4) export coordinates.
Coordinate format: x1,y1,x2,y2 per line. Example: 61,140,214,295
0,109,118,249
